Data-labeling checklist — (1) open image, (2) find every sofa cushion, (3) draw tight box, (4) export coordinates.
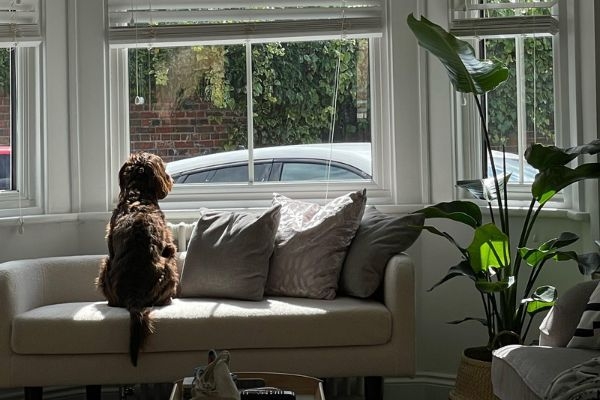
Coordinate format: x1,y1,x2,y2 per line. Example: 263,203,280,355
492,344,600,399
567,280,600,349
539,279,598,347
180,205,281,301
11,297,391,355
340,207,424,298
266,190,366,300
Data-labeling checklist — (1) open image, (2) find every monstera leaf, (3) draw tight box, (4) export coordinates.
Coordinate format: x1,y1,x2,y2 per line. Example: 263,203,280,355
407,13,509,95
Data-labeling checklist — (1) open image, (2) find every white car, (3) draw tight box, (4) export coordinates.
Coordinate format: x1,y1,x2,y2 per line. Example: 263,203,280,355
489,150,538,183
166,142,372,183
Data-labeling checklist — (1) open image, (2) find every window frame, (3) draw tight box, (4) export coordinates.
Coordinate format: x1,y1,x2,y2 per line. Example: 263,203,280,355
109,34,394,210
453,31,566,208
0,45,42,218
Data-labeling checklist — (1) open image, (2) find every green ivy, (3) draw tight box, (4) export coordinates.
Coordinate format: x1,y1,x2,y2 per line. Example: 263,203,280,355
128,40,370,151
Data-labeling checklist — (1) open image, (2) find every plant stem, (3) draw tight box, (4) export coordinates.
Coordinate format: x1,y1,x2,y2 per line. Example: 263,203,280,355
473,95,507,234
522,314,535,343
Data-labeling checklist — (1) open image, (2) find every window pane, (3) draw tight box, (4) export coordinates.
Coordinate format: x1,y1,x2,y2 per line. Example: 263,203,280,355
128,45,247,161
127,39,372,184
281,162,365,181
0,48,12,191
484,36,554,184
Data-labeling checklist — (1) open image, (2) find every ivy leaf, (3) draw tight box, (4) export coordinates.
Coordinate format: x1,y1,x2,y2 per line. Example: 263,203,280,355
406,14,509,95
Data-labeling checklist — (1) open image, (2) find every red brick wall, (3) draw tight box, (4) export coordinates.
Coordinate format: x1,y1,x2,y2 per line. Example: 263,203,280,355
0,96,10,146
129,101,246,163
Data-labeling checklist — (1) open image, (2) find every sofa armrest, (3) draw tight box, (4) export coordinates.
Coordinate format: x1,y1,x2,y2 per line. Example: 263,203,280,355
0,255,102,384
381,253,416,375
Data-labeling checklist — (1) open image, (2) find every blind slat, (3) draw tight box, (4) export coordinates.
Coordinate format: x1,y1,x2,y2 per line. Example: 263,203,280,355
449,0,558,37
0,0,40,44
107,0,383,45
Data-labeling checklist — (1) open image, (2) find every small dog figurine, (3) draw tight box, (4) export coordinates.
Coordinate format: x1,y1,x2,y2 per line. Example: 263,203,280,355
96,152,179,366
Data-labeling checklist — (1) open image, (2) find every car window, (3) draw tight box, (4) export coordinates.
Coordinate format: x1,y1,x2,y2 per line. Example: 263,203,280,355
0,153,9,190
181,163,272,183
280,162,367,181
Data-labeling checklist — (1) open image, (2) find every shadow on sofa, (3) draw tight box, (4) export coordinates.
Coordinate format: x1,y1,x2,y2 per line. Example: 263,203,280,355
492,279,600,399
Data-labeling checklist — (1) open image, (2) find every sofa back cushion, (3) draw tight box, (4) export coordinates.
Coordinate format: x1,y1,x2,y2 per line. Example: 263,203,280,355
539,279,599,347
265,190,366,300
180,205,281,301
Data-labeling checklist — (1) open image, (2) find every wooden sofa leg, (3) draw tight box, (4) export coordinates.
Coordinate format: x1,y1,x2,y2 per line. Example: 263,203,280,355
24,386,43,400
86,385,102,400
364,376,383,400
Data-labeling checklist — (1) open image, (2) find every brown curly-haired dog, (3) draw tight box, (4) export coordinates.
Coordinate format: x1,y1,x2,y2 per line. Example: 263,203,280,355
96,152,179,366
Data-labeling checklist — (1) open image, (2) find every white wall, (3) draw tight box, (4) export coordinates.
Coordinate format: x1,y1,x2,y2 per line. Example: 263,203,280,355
0,1,598,398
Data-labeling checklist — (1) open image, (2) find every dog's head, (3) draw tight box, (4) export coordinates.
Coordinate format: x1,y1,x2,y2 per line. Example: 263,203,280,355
118,152,173,200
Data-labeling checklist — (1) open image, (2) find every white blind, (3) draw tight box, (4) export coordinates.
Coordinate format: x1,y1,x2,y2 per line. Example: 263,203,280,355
107,0,384,47
0,0,40,46
449,0,559,37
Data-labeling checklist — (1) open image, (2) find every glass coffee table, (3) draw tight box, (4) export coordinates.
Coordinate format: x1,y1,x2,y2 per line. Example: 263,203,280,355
170,372,325,400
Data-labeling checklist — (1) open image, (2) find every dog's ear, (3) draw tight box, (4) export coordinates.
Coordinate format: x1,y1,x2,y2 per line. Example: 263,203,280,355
150,155,173,200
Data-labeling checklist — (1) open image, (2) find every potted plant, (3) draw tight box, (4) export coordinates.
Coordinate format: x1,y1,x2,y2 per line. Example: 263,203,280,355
407,13,600,399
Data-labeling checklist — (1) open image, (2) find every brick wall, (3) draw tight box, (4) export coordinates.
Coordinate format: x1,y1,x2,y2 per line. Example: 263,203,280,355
129,101,246,163
0,96,10,146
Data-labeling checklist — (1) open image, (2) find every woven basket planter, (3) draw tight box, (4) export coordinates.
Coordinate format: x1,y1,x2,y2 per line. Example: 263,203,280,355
449,347,499,400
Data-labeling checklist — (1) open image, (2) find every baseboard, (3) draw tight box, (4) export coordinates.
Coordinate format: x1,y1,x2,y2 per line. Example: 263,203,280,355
384,372,455,400
0,374,456,400
0,386,121,400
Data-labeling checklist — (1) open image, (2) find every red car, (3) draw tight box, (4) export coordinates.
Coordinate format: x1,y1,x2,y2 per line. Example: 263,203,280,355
0,144,10,190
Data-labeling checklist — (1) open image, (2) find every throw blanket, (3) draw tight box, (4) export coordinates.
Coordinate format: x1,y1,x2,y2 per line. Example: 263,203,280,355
544,356,600,400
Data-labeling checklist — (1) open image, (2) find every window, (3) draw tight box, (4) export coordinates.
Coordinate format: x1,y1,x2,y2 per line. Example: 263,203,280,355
0,48,13,191
0,0,42,215
450,0,560,193
108,1,388,207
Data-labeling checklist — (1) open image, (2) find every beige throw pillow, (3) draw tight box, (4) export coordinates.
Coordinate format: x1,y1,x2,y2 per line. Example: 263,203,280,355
180,205,281,301
265,190,367,299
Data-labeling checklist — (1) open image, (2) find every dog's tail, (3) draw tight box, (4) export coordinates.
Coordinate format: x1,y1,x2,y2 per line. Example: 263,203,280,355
129,307,153,366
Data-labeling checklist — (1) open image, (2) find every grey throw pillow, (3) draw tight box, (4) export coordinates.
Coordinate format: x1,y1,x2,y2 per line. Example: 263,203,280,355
340,207,424,298
180,205,281,301
265,189,367,300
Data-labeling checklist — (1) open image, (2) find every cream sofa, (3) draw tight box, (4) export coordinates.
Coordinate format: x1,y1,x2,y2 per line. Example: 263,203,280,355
0,252,415,396
492,279,600,399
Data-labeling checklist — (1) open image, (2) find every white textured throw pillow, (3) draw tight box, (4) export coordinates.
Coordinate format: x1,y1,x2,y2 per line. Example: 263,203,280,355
265,189,367,300
567,281,600,349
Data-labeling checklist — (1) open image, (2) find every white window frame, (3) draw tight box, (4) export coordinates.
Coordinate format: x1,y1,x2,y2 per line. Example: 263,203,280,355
109,35,395,210
0,45,42,218
452,27,567,208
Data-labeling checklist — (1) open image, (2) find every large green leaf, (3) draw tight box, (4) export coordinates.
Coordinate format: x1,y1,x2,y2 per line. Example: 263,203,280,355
416,200,482,229
421,225,468,255
457,174,511,202
524,286,557,316
525,140,600,170
532,163,600,204
428,260,476,292
407,14,509,95
467,223,510,273
519,232,580,267
447,317,488,327
475,277,514,293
